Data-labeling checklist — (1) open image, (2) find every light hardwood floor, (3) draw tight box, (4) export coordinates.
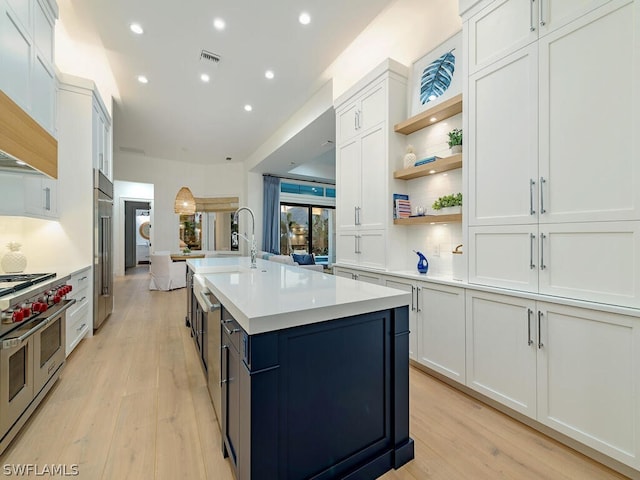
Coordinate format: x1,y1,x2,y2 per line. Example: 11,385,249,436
0,266,630,479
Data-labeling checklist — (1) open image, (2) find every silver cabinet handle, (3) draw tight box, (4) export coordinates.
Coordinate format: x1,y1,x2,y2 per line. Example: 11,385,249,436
354,206,358,225
416,286,421,312
354,110,358,130
223,323,240,335
529,179,536,215
537,310,544,349
527,308,533,346
44,187,51,211
539,176,546,214
540,233,546,270
410,285,415,311
355,206,361,225
530,0,536,31
530,233,536,269
539,0,546,26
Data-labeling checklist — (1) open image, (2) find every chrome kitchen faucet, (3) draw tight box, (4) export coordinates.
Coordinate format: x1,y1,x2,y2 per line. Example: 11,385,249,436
233,207,257,268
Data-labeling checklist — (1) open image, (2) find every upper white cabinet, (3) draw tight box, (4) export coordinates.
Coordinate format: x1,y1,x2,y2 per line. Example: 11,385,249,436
0,171,57,219
468,0,614,74
334,59,408,270
0,0,58,135
465,0,640,307
92,92,112,180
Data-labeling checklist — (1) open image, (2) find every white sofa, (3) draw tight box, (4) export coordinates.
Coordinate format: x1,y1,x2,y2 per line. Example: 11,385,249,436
149,252,187,290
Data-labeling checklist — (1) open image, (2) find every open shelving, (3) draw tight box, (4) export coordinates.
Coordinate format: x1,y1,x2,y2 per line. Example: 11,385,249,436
393,153,462,180
394,93,463,135
393,213,462,225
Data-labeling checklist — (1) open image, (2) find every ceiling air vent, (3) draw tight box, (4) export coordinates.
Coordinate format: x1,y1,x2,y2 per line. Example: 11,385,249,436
200,50,221,64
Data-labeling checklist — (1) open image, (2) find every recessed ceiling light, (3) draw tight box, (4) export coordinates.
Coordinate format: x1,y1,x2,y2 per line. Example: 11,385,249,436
137,75,148,84
299,12,311,25
244,104,253,112
130,23,144,34
265,70,274,79
200,73,210,83
213,17,226,30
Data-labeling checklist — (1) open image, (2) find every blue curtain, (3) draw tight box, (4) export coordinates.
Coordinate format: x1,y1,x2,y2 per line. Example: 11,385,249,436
262,175,281,253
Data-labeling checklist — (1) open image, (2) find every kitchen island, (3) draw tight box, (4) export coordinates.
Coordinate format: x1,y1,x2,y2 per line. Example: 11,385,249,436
190,257,414,480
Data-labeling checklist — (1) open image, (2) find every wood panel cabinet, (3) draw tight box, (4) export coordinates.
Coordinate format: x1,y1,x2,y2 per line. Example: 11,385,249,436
0,0,58,135
466,290,640,470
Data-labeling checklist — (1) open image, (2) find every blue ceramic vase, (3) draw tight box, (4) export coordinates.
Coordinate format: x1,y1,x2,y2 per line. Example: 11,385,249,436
415,251,429,274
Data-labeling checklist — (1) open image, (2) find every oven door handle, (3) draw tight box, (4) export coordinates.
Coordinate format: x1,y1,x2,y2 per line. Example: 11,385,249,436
0,299,75,350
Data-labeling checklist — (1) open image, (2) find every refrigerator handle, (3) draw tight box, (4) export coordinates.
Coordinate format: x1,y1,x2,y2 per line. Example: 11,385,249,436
102,216,111,296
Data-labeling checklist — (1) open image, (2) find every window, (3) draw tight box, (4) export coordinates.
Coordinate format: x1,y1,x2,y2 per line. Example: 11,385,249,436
280,204,335,265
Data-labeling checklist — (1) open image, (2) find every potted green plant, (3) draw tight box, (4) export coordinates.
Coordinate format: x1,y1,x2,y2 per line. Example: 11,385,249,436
447,128,462,154
432,192,462,214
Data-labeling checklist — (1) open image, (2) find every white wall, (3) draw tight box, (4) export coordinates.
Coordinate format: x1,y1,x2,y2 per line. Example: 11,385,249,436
114,152,245,271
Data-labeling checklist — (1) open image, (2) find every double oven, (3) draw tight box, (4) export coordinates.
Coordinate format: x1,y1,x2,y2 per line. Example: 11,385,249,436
0,273,74,453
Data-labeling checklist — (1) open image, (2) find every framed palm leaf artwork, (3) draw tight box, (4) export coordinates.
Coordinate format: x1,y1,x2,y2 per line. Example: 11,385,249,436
410,31,462,117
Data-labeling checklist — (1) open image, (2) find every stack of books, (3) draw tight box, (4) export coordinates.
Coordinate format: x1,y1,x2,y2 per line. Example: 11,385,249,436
393,193,411,219
414,155,440,167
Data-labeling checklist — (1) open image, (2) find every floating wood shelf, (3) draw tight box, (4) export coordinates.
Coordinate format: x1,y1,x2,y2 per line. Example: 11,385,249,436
393,213,462,225
394,93,463,135
394,154,462,180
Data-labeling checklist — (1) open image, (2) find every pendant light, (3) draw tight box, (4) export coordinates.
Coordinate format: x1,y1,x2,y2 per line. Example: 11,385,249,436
174,187,196,214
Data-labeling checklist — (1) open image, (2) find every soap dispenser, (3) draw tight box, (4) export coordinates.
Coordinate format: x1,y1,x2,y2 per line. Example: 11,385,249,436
414,250,429,274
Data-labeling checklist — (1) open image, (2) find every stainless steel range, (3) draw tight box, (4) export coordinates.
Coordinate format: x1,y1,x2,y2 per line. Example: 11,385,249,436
0,272,74,454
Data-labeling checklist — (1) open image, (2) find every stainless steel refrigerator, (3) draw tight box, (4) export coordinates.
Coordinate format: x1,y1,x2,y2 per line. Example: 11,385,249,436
94,169,113,329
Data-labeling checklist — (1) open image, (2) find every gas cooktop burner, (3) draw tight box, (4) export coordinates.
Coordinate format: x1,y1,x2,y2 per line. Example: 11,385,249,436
0,273,56,297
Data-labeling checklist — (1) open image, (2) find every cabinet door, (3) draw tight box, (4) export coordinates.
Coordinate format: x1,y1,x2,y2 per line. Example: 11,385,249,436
337,103,359,144
34,0,53,64
468,225,538,292
31,54,55,133
0,172,26,214
468,44,538,226
336,140,360,230
466,291,537,417
538,0,639,224
539,222,640,308
359,126,387,230
536,302,640,468
358,83,385,132
222,337,240,470
538,0,614,37
358,230,386,270
468,0,537,74
384,278,417,360
335,231,358,265
0,8,32,110
417,283,466,383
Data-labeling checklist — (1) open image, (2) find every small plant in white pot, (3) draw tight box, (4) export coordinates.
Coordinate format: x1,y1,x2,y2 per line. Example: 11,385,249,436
432,193,462,215
447,128,462,155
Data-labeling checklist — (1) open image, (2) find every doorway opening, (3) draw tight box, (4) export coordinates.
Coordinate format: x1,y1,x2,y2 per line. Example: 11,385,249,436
124,200,151,270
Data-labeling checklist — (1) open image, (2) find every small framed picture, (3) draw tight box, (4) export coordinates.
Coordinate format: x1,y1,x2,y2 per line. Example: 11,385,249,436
410,31,463,117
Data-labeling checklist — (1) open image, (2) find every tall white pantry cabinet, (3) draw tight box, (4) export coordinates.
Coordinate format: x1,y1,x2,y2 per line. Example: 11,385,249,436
462,0,640,473
334,59,408,271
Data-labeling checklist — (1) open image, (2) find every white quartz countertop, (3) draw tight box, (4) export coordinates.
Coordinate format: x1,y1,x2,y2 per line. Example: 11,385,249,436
192,257,410,335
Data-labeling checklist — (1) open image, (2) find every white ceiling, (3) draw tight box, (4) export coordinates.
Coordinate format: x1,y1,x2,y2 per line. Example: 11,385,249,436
58,0,396,179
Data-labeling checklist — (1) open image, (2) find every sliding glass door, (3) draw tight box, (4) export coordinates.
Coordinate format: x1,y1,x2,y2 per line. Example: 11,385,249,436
280,204,335,264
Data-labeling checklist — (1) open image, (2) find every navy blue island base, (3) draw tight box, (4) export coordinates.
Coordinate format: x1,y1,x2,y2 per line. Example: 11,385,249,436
220,304,414,480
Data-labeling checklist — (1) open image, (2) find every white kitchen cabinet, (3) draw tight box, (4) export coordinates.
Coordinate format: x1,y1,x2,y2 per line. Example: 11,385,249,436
92,94,112,180
469,222,640,308
337,82,385,144
466,290,640,469
334,59,408,271
0,171,57,219
467,0,613,75
417,283,466,383
332,266,381,285
469,0,638,226
466,291,537,417
383,275,465,382
0,0,58,135
23,174,57,218
65,267,91,356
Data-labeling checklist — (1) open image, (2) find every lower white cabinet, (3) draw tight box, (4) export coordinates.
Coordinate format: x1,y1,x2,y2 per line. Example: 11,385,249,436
65,267,92,356
384,276,465,383
466,290,640,469
333,266,381,284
